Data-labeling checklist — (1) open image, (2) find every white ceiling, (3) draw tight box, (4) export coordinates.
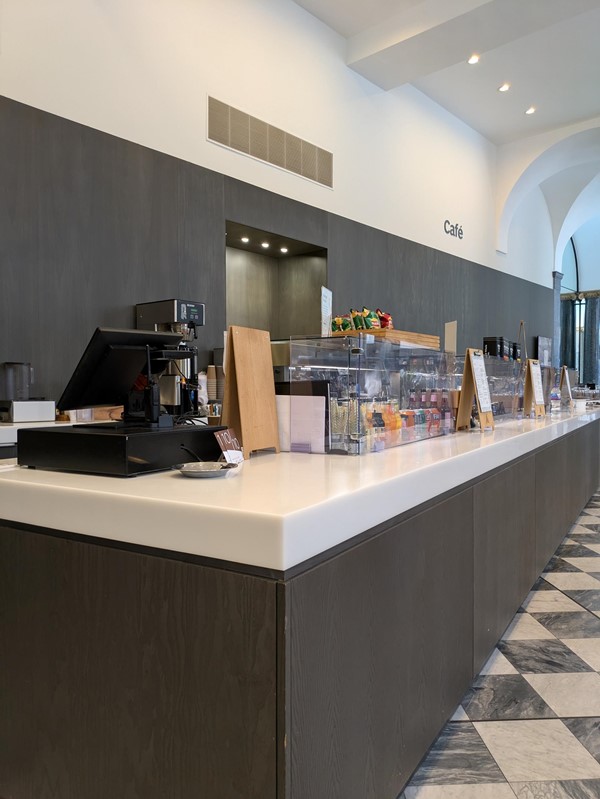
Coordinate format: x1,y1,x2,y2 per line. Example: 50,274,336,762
293,0,600,145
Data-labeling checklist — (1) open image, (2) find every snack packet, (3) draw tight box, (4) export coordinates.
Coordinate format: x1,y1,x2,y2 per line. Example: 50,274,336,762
351,309,365,329
362,307,381,329
376,309,393,329
332,314,353,332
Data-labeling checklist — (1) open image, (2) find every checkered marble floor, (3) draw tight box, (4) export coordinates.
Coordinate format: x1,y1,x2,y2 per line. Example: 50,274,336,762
401,493,600,799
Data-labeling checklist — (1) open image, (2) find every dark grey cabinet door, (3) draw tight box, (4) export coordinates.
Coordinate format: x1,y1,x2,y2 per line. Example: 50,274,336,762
473,457,536,672
285,490,474,799
0,525,277,799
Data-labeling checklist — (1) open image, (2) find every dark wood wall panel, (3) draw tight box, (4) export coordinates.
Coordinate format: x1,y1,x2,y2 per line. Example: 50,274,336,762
0,97,226,400
0,524,277,799
473,456,536,672
286,490,474,799
1,94,553,405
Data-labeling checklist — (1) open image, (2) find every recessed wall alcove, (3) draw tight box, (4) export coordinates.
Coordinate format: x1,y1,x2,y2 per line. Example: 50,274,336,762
225,221,327,340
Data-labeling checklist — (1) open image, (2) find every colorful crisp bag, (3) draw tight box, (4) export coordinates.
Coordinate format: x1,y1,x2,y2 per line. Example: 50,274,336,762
376,309,393,329
351,309,365,329
332,314,353,332
362,307,381,329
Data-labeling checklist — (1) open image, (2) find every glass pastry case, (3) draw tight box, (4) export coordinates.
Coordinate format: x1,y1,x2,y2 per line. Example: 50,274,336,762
284,334,457,455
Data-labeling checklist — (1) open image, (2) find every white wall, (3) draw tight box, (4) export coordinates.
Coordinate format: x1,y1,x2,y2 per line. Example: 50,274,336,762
502,187,554,288
0,0,553,286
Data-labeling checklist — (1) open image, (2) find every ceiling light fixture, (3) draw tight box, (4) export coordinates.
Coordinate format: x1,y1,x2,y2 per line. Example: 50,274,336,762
280,247,288,254
498,83,510,93
261,242,269,248
467,54,480,65
241,236,249,243
525,106,536,115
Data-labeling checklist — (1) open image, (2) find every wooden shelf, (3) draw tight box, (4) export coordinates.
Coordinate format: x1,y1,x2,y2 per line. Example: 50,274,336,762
332,328,440,350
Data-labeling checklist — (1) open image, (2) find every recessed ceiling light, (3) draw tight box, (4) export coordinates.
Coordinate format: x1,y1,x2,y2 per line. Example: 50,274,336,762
280,247,288,254
261,242,269,248
241,236,249,243
525,106,536,115
467,54,480,65
498,83,511,93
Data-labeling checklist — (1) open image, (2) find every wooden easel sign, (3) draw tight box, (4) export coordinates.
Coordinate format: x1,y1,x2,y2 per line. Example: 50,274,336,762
524,358,546,418
221,326,280,458
456,348,494,431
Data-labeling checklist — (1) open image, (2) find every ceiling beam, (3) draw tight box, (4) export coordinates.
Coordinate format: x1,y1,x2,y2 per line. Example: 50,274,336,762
347,0,600,89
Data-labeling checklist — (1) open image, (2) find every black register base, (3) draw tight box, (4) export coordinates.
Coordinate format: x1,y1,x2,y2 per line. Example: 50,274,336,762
17,423,224,476
0,416,599,799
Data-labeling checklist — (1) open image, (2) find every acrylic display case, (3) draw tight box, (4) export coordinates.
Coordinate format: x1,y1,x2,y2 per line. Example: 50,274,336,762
285,335,457,455
452,355,524,421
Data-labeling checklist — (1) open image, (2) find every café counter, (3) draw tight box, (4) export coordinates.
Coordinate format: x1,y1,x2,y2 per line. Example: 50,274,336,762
1,410,599,799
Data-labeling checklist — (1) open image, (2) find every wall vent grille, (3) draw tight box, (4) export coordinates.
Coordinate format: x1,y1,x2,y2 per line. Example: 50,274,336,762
208,97,333,188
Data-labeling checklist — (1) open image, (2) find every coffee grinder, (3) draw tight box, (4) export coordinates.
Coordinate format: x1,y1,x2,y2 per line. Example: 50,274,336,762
135,299,205,417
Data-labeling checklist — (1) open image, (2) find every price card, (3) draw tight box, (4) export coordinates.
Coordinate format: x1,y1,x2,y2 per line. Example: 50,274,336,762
214,428,244,463
530,360,545,405
321,286,332,337
456,348,495,431
471,350,492,413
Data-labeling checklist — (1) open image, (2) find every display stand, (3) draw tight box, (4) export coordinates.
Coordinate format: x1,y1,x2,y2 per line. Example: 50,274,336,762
524,358,546,418
221,326,280,458
559,365,573,403
517,320,528,361
456,348,494,431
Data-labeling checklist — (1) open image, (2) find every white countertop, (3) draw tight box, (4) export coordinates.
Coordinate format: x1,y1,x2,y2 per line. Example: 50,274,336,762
0,410,597,571
0,420,72,446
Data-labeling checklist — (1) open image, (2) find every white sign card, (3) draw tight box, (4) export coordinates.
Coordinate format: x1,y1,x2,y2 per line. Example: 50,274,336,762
214,428,244,463
530,360,545,405
470,351,492,413
321,286,333,337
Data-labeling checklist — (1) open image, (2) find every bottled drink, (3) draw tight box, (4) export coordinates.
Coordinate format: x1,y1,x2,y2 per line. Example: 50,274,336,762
550,385,561,414
440,389,453,433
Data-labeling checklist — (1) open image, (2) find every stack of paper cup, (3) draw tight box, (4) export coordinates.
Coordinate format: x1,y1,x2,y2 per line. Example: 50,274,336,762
207,365,217,401
216,366,225,400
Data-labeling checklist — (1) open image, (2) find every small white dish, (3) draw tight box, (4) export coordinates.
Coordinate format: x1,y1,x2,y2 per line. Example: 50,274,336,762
177,461,242,479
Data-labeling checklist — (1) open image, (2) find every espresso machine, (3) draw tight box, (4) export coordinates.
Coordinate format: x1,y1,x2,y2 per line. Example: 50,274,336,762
135,299,205,416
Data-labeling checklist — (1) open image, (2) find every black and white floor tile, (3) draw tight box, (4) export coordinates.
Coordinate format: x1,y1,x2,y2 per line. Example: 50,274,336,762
401,491,600,799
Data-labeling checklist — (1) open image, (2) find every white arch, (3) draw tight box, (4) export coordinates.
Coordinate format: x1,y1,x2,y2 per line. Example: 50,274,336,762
555,174,600,272
497,125,600,253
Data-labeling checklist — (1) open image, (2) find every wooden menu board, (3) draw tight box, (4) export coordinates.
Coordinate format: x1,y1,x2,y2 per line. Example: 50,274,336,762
221,326,280,458
524,358,545,418
456,348,494,431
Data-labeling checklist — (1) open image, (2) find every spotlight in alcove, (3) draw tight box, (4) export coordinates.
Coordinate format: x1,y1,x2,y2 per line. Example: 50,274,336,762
261,242,270,249
241,237,249,243
280,247,288,254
